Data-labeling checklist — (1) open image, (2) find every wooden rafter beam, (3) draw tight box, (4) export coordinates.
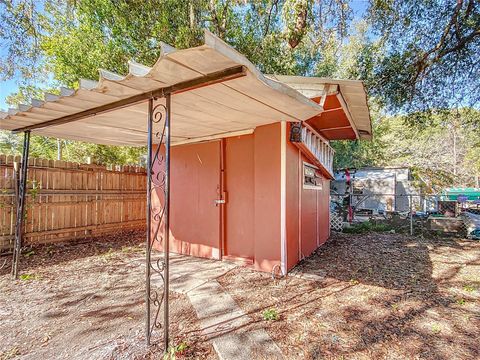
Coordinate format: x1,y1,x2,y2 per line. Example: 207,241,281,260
336,92,360,139
319,106,343,113
317,84,332,108
319,125,353,132
13,65,247,133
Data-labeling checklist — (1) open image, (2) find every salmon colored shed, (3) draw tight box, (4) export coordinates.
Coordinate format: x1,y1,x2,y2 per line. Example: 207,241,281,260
0,30,372,275
153,76,372,274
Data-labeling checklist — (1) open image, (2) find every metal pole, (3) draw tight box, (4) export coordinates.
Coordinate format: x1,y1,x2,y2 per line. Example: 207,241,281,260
145,98,153,345
164,93,171,351
409,194,413,236
145,97,170,350
12,130,31,279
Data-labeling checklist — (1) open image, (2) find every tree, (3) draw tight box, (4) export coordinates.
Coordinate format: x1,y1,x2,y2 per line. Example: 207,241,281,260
333,107,480,189
1,0,479,173
367,0,480,113
0,0,353,165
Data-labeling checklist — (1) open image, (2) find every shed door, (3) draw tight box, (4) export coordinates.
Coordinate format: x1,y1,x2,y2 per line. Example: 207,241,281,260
224,135,255,264
170,140,221,259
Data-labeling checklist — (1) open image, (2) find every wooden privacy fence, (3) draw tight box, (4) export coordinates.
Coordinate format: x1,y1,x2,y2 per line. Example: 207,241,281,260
0,155,147,251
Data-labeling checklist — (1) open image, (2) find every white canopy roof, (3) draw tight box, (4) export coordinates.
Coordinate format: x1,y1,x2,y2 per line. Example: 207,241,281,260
0,31,326,146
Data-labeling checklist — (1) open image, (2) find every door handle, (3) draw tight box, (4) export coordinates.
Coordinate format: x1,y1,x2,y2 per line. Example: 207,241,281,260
214,199,225,206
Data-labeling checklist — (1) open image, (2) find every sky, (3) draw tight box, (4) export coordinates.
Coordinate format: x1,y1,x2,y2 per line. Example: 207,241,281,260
0,78,16,110
0,38,18,110
0,0,369,111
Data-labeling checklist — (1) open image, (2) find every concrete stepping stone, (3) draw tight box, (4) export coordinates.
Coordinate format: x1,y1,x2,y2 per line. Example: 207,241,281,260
188,280,283,360
142,253,283,359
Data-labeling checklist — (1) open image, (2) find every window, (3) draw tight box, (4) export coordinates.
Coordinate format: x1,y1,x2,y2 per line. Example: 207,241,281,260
303,163,323,190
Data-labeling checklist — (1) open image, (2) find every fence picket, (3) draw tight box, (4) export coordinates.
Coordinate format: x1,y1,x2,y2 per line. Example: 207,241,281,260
0,157,146,250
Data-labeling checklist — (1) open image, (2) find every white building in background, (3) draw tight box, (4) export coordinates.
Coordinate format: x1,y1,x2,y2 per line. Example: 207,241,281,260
331,167,423,214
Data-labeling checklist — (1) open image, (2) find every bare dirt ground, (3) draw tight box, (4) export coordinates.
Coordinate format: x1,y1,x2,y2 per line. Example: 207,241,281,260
0,231,216,360
218,232,480,360
1,231,479,359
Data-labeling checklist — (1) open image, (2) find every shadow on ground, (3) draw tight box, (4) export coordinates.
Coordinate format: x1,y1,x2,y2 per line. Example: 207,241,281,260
0,229,145,276
218,232,480,360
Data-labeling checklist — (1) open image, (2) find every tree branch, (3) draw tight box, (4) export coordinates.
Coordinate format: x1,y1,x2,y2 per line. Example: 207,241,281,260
410,0,480,89
264,0,278,37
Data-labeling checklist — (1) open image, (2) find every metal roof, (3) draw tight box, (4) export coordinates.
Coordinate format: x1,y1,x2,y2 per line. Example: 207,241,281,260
0,30,371,146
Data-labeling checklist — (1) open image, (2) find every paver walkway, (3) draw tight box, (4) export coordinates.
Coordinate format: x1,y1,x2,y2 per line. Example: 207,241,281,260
152,254,283,359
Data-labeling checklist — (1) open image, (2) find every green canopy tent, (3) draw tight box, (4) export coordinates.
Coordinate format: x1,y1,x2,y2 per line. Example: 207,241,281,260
440,188,480,202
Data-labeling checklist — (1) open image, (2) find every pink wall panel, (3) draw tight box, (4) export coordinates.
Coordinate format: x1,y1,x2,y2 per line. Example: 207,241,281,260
152,141,221,259
301,186,318,259
224,135,255,261
253,123,282,272
317,177,331,246
285,129,331,271
286,132,300,270
300,154,318,259
152,121,329,274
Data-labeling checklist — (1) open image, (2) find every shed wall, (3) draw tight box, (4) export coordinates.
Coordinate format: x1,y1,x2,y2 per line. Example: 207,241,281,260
152,123,282,273
252,123,282,272
285,130,330,271
224,134,255,262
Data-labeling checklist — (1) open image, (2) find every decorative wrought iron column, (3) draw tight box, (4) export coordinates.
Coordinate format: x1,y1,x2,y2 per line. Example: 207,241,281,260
12,130,31,279
145,95,171,351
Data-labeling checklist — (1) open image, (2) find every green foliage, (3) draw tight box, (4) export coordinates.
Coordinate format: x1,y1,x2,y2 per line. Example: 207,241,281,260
5,85,48,107
367,0,480,112
1,0,478,113
23,250,35,257
19,273,39,281
333,107,480,188
0,346,21,360
0,0,479,170
431,323,442,334
163,342,188,360
0,130,145,165
262,308,280,321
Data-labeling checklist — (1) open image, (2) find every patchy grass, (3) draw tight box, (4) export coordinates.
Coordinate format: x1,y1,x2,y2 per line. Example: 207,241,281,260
19,273,40,281
262,308,280,321
0,346,20,360
164,341,189,360
218,232,480,359
2,229,478,359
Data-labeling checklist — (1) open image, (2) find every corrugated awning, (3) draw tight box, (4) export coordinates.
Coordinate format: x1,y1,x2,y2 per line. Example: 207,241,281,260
0,30,324,146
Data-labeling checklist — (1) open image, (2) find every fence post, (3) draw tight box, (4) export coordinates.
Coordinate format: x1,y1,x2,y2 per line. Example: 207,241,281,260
12,131,31,279
409,194,413,236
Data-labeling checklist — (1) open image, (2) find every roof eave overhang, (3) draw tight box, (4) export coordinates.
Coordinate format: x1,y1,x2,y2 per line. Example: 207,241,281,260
266,75,372,140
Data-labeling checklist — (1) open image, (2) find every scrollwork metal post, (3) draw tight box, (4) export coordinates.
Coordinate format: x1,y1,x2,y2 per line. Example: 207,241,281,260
145,95,171,351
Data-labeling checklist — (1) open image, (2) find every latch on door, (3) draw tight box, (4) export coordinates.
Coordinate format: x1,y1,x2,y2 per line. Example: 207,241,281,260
214,199,226,206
